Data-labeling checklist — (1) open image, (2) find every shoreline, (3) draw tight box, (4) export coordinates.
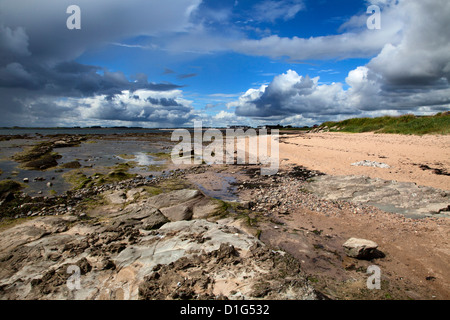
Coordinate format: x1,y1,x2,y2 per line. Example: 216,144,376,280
0,132,448,300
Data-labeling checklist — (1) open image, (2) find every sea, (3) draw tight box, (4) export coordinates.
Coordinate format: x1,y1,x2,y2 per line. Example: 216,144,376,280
0,128,164,136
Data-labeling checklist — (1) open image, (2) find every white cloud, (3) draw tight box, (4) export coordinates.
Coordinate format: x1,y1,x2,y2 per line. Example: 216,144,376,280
211,110,252,127
0,0,202,126
367,0,450,86
251,0,305,23
232,0,405,60
230,0,450,125
346,0,450,111
233,70,353,119
227,85,267,110
76,89,195,126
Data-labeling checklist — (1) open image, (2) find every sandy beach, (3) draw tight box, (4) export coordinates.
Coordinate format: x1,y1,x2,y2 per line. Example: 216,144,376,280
279,132,450,190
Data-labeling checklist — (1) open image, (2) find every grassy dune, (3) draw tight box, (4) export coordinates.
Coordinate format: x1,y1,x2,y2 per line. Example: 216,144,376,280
320,112,450,135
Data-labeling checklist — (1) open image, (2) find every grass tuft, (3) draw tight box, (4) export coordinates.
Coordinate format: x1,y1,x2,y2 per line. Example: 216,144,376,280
320,112,450,135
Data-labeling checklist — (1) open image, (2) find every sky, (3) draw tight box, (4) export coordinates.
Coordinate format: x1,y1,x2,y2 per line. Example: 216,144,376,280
0,0,449,128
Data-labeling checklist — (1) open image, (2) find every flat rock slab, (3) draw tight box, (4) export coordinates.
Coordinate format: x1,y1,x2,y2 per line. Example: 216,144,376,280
0,216,76,252
0,184,321,301
145,189,220,222
146,189,201,209
112,207,170,230
306,175,450,218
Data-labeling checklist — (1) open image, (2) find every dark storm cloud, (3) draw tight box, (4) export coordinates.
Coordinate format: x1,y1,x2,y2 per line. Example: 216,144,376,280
146,97,182,107
250,74,316,116
0,46,186,126
0,56,184,101
0,0,201,126
81,92,197,127
0,25,31,62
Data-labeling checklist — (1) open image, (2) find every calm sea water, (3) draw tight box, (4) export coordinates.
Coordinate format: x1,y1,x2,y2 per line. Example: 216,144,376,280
0,137,169,196
0,128,164,136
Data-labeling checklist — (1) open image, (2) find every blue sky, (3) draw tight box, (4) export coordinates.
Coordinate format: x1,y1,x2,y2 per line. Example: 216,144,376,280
75,0,371,104
1,0,449,127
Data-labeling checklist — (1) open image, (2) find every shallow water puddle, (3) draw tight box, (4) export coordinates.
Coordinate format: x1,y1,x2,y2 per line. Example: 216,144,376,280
117,152,166,167
0,139,168,196
190,172,239,201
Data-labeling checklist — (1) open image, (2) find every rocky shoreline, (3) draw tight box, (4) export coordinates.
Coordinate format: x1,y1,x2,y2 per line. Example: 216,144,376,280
0,133,449,300
0,165,322,300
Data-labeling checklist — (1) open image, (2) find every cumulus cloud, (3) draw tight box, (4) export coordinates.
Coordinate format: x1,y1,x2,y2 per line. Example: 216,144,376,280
77,90,196,126
0,58,186,125
213,110,247,123
233,65,449,125
368,0,450,87
231,0,450,125
348,0,450,111
233,70,355,121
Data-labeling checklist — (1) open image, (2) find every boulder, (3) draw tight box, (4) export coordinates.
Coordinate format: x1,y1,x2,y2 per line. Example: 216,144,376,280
343,238,379,259
53,140,70,148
